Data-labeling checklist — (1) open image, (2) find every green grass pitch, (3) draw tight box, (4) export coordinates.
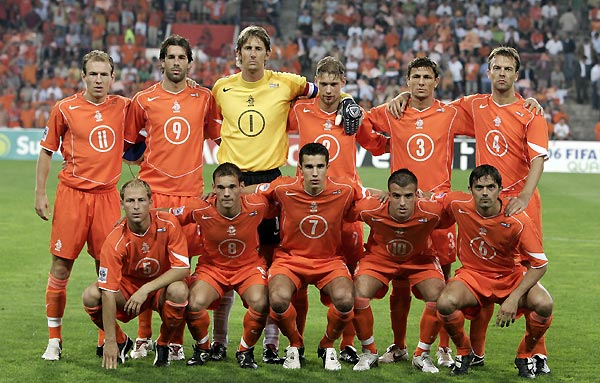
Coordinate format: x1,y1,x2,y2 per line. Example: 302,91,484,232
0,160,598,382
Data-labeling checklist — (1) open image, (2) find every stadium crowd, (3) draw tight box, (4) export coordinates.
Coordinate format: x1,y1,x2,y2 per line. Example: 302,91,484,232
0,0,598,134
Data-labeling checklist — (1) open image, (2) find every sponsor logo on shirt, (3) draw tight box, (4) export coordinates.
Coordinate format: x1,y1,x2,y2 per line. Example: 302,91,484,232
147,96,159,101
223,88,232,92
68,105,80,110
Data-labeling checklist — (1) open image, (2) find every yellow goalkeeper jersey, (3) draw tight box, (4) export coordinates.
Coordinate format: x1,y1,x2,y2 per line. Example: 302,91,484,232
213,70,316,171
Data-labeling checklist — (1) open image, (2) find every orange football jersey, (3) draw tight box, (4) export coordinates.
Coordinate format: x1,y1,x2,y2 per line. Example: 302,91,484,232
367,99,466,193
257,176,366,260
42,93,129,191
349,196,453,260
452,94,549,193
442,191,547,276
97,211,189,292
124,84,220,195
170,193,270,270
289,98,387,181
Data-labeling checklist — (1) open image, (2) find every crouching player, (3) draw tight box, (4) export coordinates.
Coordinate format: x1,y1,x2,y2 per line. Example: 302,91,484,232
82,179,190,368
437,165,553,378
348,169,453,373
170,163,271,369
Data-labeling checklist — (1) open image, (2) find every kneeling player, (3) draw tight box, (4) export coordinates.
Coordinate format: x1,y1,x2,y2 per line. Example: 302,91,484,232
82,179,190,368
436,165,553,378
170,163,271,369
349,169,452,372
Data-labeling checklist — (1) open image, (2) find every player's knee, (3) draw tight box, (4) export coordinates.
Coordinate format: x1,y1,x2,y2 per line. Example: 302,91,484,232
166,281,188,304
249,297,269,314
436,292,457,316
50,257,73,280
82,283,101,307
532,292,554,317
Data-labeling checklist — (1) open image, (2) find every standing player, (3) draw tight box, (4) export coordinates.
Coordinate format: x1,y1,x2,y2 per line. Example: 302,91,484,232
437,165,552,378
448,47,549,370
366,56,465,368
124,34,220,360
254,143,367,371
169,163,271,369
35,50,129,360
211,25,361,363
349,169,453,373
81,179,190,368
386,48,548,369
287,56,388,364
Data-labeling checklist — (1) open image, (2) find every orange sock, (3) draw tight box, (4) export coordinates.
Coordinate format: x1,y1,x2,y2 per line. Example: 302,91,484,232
438,310,471,356
530,335,548,356
46,274,68,340
517,312,552,358
270,305,303,347
84,305,126,343
319,306,353,349
438,327,450,349
414,302,442,356
470,303,494,356
186,309,210,349
292,286,309,336
390,279,411,349
84,305,103,329
340,321,356,349
137,308,153,339
158,300,186,346
240,307,268,351
353,297,377,353
171,319,186,345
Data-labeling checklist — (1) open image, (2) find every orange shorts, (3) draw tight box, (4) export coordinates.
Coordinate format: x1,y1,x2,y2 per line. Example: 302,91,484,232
50,183,121,260
268,253,352,291
105,279,163,323
342,220,365,273
152,193,206,257
355,253,444,299
430,225,457,266
452,266,527,319
191,261,268,300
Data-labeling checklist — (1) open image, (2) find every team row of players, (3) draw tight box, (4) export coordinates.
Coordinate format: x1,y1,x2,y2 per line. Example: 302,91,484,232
35,26,550,378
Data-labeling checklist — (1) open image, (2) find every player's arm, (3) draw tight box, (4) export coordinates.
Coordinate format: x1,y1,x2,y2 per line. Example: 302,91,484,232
386,91,411,119
124,267,189,317
101,290,119,369
496,264,547,328
505,156,544,216
356,114,389,156
34,148,53,220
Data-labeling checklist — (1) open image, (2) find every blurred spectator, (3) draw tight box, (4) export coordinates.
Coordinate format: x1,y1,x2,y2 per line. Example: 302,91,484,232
591,60,600,109
550,64,566,89
576,53,589,103
595,121,600,140
465,55,479,95
448,55,464,99
553,117,572,140
559,7,578,35
0,103,8,127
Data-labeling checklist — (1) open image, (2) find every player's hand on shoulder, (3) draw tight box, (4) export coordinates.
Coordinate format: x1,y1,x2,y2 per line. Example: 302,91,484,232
335,96,362,135
387,91,411,119
523,97,543,115
504,195,529,217
368,188,388,202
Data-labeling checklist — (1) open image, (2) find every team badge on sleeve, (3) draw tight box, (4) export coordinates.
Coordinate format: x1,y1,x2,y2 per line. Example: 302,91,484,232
98,267,108,283
42,127,49,141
